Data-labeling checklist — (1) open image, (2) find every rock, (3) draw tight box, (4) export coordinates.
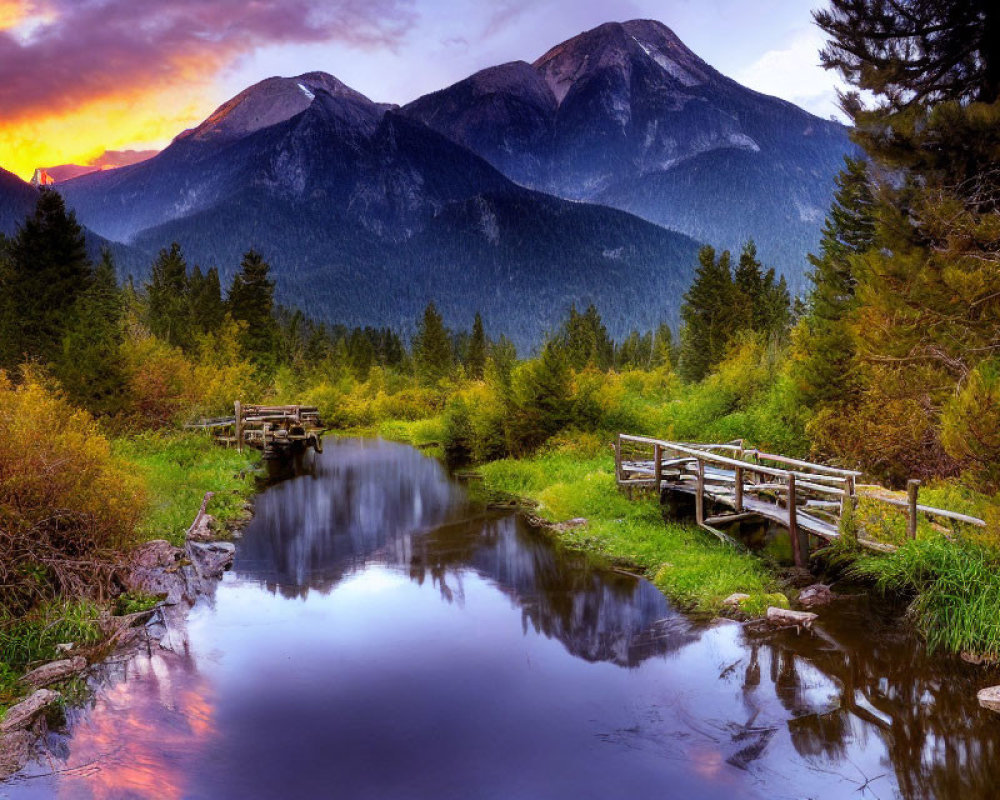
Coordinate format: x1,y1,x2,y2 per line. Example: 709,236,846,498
131,539,183,571
723,593,751,607
799,584,835,608
0,728,34,779
766,607,818,630
187,540,236,578
186,512,217,542
977,686,1000,713
0,689,60,734
565,518,588,527
21,657,87,689
54,642,74,654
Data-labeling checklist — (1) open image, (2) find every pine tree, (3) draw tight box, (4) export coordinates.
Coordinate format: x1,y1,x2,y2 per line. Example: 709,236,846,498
507,342,572,454
678,246,739,382
467,312,488,379
228,249,278,368
791,157,875,407
651,324,677,369
147,243,191,349
414,302,453,384
558,303,613,370
733,240,792,337
189,265,226,335
5,189,92,365
56,250,126,415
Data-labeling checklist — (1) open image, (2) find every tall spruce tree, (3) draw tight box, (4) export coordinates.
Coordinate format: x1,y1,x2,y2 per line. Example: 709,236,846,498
678,246,739,382
809,0,1000,481
56,250,126,415
558,304,614,370
228,249,278,368
792,157,876,407
189,265,226,335
4,190,92,366
467,312,488,379
414,302,453,384
146,243,191,350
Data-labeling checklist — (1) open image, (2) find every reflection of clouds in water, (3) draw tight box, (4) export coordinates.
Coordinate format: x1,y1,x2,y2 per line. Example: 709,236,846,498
41,650,217,800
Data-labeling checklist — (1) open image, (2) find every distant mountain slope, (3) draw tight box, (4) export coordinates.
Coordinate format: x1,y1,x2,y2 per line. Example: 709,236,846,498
404,19,852,287
59,73,700,347
0,168,38,235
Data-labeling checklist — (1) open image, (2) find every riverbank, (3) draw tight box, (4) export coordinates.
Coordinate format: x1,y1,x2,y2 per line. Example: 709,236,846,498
0,432,257,722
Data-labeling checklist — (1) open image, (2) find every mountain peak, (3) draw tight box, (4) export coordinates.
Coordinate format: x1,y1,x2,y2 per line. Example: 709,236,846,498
178,72,377,143
533,19,711,104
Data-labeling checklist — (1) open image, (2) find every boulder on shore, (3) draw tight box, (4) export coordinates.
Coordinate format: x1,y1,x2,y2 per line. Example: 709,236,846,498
187,540,235,578
977,686,1000,713
798,584,835,608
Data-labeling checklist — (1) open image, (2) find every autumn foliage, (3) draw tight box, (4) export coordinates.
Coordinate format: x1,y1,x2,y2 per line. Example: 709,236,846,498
0,371,145,614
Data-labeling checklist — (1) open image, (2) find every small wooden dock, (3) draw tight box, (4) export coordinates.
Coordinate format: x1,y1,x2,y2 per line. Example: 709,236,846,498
190,402,326,459
614,434,986,565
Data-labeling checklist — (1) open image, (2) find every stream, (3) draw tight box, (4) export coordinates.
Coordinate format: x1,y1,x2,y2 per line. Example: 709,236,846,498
3,438,999,799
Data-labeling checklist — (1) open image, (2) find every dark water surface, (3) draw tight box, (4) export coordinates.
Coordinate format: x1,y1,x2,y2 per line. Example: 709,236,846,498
4,439,1000,799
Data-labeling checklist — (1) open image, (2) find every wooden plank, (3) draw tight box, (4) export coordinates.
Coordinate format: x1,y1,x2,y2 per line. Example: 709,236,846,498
696,460,705,527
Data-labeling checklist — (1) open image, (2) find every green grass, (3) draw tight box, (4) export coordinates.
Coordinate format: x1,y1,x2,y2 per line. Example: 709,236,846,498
851,536,1000,659
113,432,258,545
0,600,104,715
477,448,782,615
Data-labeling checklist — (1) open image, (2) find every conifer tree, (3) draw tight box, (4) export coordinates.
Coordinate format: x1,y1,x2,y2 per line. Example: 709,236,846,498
228,249,278,368
147,243,191,350
5,190,92,365
467,312,488,380
558,303,613,370
792,157,876,407
189,265,226,335
678,246,738,382
414,302,453,384
56,250,126,415
507,342,572,454
651,323,677,369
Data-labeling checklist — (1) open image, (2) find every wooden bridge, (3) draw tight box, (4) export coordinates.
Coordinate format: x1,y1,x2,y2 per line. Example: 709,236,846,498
614,434,987,566
190,402,325,459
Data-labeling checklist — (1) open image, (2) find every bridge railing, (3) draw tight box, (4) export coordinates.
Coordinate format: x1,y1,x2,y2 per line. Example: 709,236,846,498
615,434,986,560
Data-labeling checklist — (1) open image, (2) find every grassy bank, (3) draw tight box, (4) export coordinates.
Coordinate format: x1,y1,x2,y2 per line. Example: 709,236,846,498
473,438,783,616
1,431,257,715
112,432,258,546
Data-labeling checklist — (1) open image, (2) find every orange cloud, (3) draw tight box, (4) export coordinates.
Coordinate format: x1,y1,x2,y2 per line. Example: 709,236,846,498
0,0,415,180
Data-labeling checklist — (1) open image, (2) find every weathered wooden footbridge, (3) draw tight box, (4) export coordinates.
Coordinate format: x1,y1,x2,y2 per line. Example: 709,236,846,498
190,402,326,459
614,434,987,565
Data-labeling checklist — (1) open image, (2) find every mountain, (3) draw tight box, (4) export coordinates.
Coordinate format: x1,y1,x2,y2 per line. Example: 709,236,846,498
403,19,853,286
59,73,700,347
32,150,158,187
0,168,39,235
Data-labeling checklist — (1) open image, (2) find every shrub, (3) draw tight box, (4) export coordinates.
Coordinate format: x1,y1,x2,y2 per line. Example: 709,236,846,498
941,359,1000,491
0,372,145,614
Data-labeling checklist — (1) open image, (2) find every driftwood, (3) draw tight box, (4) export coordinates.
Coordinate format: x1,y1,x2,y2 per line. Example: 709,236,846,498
0,690,60,734
766,607,818,630
21,656,87,689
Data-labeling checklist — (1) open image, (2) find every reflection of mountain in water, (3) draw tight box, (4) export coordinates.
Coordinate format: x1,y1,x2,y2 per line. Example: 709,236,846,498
235,439,468,594
407,516,695,667
236,438,695,667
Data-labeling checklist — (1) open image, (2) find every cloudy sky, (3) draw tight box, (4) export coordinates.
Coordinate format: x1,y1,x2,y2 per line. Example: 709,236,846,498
0,0,844,180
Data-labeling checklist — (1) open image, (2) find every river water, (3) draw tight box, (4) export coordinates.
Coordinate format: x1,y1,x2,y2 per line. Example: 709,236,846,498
4,439,999,799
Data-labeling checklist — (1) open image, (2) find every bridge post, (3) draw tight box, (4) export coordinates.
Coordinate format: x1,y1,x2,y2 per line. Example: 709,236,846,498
788,473,807,568
653,444,662,495
696,459,705,527
907,479,921,540
734,446,744,513
234,400,243,453
614,435,622,483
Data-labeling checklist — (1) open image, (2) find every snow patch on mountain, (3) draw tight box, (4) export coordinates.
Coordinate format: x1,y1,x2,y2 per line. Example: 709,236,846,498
630,35,700,86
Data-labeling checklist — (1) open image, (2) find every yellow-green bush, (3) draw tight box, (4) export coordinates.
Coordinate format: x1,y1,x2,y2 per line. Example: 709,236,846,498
0,372,145,613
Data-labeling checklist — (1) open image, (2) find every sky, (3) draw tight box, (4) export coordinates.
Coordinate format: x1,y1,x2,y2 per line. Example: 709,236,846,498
0,0,845,181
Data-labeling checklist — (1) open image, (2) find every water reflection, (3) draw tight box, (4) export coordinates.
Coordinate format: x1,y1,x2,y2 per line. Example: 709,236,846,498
5,439,1000,799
